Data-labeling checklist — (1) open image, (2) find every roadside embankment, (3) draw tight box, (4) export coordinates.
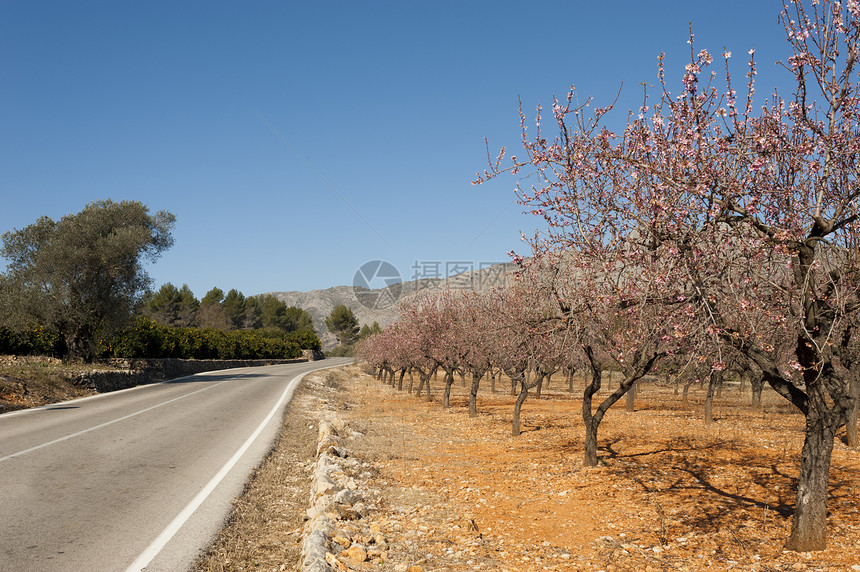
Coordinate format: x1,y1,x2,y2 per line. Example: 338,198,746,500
0,352,320,412
195,366,433,572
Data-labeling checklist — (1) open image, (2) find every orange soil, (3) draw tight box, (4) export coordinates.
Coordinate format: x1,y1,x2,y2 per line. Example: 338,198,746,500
336,367,860,571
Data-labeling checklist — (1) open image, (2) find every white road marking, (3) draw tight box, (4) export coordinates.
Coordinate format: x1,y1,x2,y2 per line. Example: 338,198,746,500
125,363,343,571
0,376,243,462
0,370,216,420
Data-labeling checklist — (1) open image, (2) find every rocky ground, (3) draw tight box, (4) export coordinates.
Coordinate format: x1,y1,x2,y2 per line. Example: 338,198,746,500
0,355,99,412
195,364,860,571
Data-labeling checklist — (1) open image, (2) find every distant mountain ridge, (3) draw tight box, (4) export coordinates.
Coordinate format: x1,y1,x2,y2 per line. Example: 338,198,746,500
267,263,516,350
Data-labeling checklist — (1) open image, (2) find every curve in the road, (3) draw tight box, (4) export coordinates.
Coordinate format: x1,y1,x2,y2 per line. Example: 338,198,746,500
0,358,352,572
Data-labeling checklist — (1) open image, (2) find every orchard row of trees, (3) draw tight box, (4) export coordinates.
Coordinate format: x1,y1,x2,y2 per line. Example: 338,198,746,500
0,199,320,361
360,0,860,552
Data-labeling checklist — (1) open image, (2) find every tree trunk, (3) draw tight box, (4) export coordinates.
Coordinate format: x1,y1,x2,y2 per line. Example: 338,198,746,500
512,375,529,437
567,368,575,393
398,369,405,391
424,369,434,401
625,380,638,412
847,377,859,449
682,378,695,404
468,371,482,417
443,371,454,409
751,374,764,408
704,371,721,425
584,344,664,468
785,399,837,551
408,368,414,393
66,327,95,363
535,374,544,399
581,349,604,467
459,371,466,387
584,418,599,467
490,370,496,393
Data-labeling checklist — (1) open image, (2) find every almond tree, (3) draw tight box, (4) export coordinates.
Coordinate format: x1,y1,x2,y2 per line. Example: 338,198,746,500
354,328,388,379
549,252,693,467
482,287,533,435
478,0,860,551
410,292,464,408
356,319,413,391
455,292,494,417
483,276,573,436
395,300,440,400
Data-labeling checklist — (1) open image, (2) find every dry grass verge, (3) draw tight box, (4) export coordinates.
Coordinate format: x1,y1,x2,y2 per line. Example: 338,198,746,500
0,356,99,412
194,370,343,571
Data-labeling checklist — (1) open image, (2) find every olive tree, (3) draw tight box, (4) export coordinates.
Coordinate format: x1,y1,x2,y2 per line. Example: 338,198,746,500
1,199,175,362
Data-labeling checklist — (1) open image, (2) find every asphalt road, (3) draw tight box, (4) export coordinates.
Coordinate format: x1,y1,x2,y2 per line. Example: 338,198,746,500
0,357,352,572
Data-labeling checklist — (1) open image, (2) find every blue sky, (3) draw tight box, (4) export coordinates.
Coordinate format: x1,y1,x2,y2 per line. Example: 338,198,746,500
1,1,792,298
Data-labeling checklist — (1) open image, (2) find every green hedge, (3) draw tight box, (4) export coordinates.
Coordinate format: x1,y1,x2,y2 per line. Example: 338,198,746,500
2,318,322,361
0,324,63,356
284,329,321,352
103,318,321,360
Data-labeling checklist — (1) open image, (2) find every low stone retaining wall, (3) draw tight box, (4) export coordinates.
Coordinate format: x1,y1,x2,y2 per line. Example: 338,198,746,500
1,354,313,394
304,349,326,361
300,417,422,572
68,369,151,393
301,418,373,572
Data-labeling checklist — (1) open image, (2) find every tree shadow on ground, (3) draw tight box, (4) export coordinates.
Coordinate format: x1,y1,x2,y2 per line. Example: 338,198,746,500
597,436,799,532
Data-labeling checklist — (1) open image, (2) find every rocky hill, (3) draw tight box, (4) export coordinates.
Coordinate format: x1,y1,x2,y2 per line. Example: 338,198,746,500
267,263,516,350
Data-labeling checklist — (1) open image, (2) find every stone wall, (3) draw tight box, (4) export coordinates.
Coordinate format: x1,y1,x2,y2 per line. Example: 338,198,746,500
304,349,326,361
77,357,307,393
300,417,412,571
